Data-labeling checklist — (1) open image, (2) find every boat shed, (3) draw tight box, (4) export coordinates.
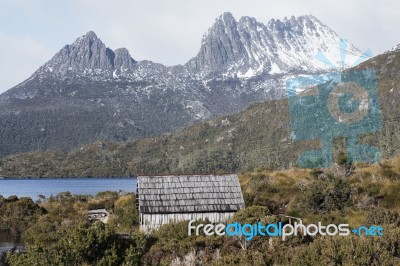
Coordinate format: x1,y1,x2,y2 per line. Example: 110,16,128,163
137,174,245,232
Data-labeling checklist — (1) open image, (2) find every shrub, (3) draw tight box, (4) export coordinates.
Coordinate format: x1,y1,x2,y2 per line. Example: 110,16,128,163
336,150,349,165
365,208,400,226
112,194,139,231
296,177,352,214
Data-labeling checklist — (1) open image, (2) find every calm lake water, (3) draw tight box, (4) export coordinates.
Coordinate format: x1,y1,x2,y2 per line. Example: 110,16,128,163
0,178,137,200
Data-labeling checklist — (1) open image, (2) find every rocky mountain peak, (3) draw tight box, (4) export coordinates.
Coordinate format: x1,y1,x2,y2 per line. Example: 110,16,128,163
238,15,258,26
388,43,400,53
188,12,246,75
188,13,363,78
219,12,235,22
83,30,98,39
114,48,137,73
35,31,137,80
73,31,100,46
200,12,241,47
267,14,332,38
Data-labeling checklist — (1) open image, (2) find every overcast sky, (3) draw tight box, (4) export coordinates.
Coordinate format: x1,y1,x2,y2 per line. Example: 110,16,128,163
0,0,399,93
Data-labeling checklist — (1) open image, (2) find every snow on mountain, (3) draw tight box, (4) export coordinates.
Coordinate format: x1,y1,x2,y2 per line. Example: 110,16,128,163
20,13,366,87
37,31,123,79
187,13,364,78
0,13,376,157
387,43,400,53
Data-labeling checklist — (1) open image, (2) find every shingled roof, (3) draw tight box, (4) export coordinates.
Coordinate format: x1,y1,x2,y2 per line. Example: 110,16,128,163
137,174,245,214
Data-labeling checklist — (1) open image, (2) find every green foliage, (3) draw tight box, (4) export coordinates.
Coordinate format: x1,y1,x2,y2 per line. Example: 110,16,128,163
291,231,399,266
3,162,400,265
365,208,400,226
242,171,301,213
122,235,148,266
0,196,45,240
155,220,190,243
1,191,153,266
336,150,349,165
8,222,150,266
89,191,119,210
213,250,272,266
230,206,271,224
144,220,223,265
379,162,400,180
111,194,139,231
310,168,323,178
296,177,352,214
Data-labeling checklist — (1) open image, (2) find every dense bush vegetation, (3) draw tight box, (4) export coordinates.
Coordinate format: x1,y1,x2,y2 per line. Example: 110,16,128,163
0,196,45,240
1,161,400,265
7,222,151,266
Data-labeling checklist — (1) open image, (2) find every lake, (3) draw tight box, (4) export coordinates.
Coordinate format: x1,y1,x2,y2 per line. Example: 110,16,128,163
0,178,137,200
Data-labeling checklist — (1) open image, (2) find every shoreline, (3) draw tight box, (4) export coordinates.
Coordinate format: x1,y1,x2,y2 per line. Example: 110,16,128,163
0,176,137,180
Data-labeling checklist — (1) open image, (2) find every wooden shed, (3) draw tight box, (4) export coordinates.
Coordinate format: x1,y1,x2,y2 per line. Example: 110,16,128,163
137,174,245,232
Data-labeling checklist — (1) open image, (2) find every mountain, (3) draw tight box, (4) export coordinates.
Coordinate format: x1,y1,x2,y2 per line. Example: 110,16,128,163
187,13,362,77
387,43,400,53
0,13,365,157
1,45,400,177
